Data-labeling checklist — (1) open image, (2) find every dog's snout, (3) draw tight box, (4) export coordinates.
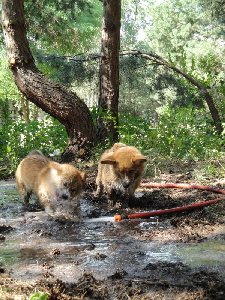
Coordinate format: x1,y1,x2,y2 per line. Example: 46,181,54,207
122,179,130,189
62,194,69,200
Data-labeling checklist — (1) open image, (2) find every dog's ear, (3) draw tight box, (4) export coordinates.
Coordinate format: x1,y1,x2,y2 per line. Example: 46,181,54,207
100,153,116,165
132,155,147,165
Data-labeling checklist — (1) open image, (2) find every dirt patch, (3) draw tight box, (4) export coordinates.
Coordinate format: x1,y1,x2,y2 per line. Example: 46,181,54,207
0,164,225,299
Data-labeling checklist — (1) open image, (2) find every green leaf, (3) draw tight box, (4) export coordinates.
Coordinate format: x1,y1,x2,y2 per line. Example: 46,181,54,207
29,291,48,300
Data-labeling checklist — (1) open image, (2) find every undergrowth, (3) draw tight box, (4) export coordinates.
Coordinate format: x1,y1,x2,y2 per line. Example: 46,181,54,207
1,106,225,179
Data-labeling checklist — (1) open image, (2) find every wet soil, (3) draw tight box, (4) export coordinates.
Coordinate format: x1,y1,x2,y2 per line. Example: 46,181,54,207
0,164,225,300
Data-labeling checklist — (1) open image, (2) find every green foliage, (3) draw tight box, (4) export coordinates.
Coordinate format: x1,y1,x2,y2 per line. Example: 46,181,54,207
119,105,225,160
89,106,119,146
1,0,225,174
29,291,48,300
1,105,225,177
0,117,67,174
0,97,10,120
192,162,224,183
25,0,102,54
0,48,22,111
198,0,225,25
2,0,224,126
35,51,99,90
125,0,225,113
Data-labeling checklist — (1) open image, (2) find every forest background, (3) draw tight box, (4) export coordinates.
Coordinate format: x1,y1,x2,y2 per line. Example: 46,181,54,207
1,0,225,181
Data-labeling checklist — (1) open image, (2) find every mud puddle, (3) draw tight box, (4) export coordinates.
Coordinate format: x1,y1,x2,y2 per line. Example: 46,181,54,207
1,211,181,282
0,179,225,285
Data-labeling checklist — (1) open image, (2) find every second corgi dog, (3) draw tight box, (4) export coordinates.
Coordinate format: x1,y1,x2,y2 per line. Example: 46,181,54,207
96,143,146,207
15,150,86,216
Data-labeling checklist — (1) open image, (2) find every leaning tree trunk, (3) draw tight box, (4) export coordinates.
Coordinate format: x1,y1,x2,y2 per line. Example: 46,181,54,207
97,0,121,145
1,0,97,162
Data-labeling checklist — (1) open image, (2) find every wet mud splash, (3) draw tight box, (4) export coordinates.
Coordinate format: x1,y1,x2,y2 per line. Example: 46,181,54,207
1,179,225,299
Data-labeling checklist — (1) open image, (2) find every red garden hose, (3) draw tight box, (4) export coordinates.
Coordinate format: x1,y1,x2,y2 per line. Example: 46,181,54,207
114,182,225,221
139,182,225,193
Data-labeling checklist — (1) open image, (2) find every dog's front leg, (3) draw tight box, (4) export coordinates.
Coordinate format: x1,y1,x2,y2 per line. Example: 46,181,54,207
37,190,55,213
108,188,120,207
23,190,32,205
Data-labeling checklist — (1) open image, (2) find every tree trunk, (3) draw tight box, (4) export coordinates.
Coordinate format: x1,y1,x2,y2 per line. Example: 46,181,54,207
97,0,121,145
33,104,38,120
1,0,97,162
130,50,223,135
21,96,30,124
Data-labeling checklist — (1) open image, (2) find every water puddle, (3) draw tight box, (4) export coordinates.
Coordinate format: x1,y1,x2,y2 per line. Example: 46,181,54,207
0,180,22,217
0,180,225,283
1,223,182,282
178,240,225,275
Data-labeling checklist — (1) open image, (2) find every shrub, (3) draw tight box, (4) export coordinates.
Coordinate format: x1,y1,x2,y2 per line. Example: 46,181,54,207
0,116,67,174
119,106,225,160
1,105,225,176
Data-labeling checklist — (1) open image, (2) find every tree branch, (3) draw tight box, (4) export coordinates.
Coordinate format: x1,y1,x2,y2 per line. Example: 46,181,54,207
122,50,223,135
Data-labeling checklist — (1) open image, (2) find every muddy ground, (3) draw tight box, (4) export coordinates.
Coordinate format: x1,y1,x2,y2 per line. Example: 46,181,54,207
0,162,225,300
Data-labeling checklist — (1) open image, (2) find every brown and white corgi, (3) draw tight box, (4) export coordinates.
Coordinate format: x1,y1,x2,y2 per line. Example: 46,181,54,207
96,143,146,207
15,150,86,216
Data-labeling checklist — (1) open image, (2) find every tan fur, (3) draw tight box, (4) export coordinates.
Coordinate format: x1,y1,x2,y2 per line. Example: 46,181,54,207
15,150,86,215
96,143,147,207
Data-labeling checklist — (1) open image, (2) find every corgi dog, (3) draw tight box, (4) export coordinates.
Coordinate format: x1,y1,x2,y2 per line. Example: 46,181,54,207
96,143,146,207
15,150,86,215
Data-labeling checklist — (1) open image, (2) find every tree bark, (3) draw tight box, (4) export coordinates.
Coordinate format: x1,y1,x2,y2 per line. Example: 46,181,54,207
33,104,38,120
97,0,121,145
1,0,97,162
21,96,30,124
129,50,223,135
